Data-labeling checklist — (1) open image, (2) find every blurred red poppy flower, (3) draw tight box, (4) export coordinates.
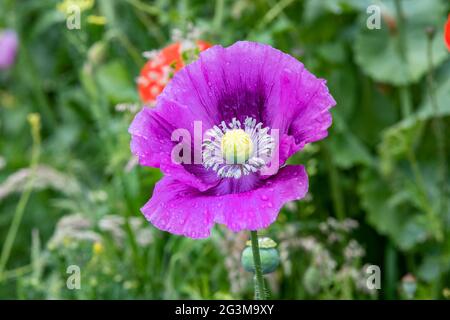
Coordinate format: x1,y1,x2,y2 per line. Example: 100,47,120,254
137,40,211,104
445,15,450,51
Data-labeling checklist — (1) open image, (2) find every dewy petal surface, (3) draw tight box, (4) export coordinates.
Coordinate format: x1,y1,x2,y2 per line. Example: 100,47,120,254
129,103,219,192
129,41,335,237
158,41,336,165
141,165,308,238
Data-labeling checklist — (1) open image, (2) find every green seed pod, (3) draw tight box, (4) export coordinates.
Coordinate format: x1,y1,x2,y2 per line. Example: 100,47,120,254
241,237,280,274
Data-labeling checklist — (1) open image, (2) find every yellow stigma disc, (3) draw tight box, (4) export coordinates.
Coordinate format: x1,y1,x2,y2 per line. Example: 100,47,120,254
221,129,253,164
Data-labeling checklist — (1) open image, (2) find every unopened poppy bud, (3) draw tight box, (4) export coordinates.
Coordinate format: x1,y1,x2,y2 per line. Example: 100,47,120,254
241,237,280,274
88,41,107,65
401,273,417,299
425,26,436,40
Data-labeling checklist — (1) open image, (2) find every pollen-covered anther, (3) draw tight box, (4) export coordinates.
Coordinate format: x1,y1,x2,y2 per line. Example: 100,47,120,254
202,117,275,179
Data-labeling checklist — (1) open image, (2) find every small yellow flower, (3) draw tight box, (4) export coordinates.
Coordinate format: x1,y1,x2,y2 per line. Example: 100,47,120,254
0,90,16,108
443,288,450,299
92,241,104,255
57,0,94,15
27,113,41,131
87,15,107,25
27,113,41,144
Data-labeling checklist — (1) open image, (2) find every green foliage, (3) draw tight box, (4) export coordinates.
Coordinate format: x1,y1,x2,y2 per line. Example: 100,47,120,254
354,0,448,85
0,0,449,299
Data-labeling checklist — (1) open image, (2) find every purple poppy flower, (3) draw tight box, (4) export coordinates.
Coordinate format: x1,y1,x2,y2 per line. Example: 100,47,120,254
0,30,18,70
129,41,336,239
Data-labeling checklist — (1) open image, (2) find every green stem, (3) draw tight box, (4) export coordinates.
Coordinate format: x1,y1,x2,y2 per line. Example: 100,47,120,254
99,0,144,67
0,264,33,281
247,0,295,38
250,231,267,300
125,0,160,16
324,145,345,220
22,47,57,129
426,32,448,218
397,84,439,237
395,0,412,119
213,0,224,32
394,0,407,62
132,7,165,45
406,148,442,240
384,241,398,299
399,85,412,118
0,115,41,282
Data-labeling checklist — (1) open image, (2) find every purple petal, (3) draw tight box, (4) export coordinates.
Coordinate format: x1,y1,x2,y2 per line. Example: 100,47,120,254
131,41,334,238
142,165,308,238
286,78,335,150
0,30,18,70
129,104,219,191
162,41,300,125
159,41,335,164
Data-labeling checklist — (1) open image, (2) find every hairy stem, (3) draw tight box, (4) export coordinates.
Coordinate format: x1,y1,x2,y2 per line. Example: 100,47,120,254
250,231,267,300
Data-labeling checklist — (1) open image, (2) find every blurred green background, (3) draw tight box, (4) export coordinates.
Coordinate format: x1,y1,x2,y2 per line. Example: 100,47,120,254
0,0,449,299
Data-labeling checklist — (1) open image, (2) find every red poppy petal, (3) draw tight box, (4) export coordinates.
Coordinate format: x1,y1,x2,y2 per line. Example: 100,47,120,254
445,14,450,51
138,41,213,104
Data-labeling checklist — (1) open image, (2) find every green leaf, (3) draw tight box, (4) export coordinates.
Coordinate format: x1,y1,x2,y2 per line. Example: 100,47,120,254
327,113,374,169
30,11,66,39
417,62,450,119
303,0,373,23
354,0,448,85
417,252,450,283
95,60,138,104
358,168,428,251
378,117,425,176
379,62,450,176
